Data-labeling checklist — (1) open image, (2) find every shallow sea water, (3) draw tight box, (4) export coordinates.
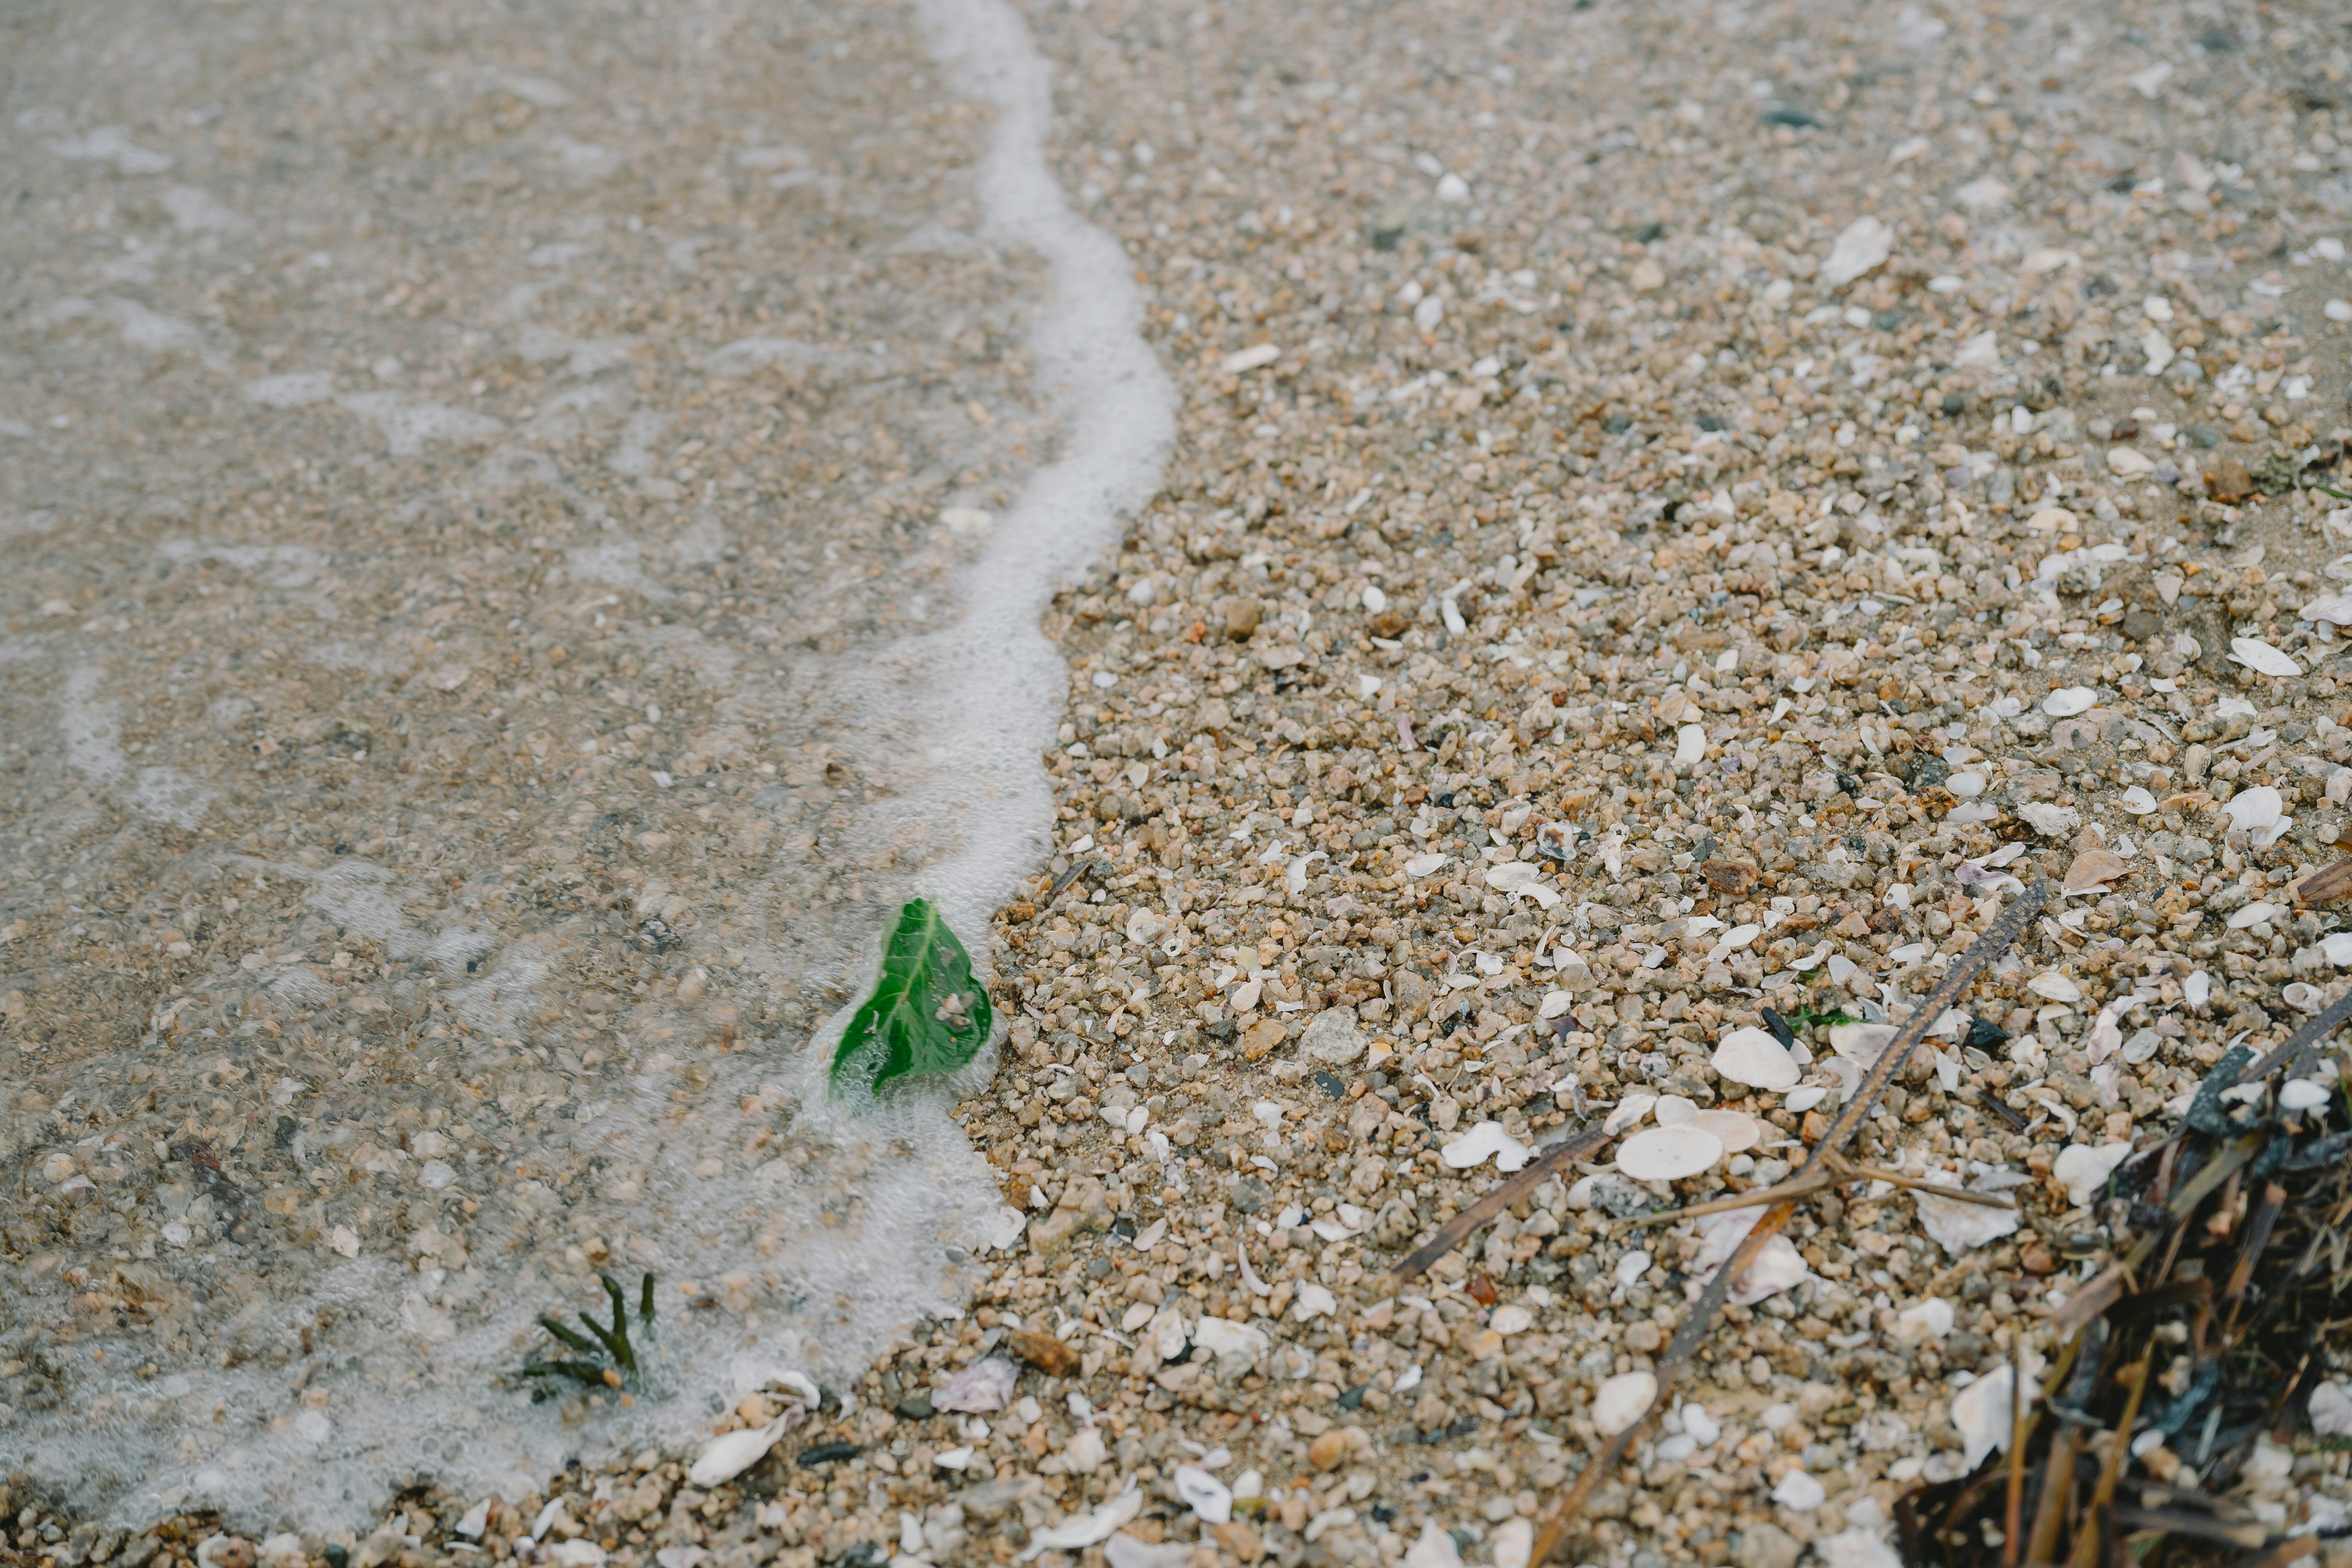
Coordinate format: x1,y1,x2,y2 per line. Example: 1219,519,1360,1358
0,0,1165,1531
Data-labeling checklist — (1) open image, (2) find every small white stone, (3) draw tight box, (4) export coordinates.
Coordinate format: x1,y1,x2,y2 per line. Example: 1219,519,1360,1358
1490,1303,1534,1335
1681,1403,1721,1446
1293,1282,1338,1321
1821,216,1893,288
1615,1125,1724,1182
2312,1380,2352,1437
1712,1026,1800,1090
1490,1518,1534,1568
1362,585,1389,613
1771,1470,1827,1512
1592,1370,1657,1435
1947,771,1986,797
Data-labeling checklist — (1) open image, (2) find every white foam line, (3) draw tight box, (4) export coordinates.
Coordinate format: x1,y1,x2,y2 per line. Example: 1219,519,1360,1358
891,0,1177,938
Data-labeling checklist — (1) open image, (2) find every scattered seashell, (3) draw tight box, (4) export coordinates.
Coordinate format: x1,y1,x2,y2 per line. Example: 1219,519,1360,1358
2302,594,2352,627
2311,1380,2352,1438
1615,1125,1724,1182
1953,1363,2039,1469
1653,1093,1699,1126
1687,1109,1761,1153
1947,771,1986,797
2027,971,2083,1004
2229,638,2301,678
689,1416,794,1487
2018,801,2083,836
1712,1025,1801,1090
2324,934,2352,966
1490,1519,1535,1568
1173,1465,1233,1525
1894,1298,1955,1344
1821,216,1893,288
2280,1078,2330,1112
2064,850,2128,892
2284,982,2323,1012
2043,687,2097,717
1830,1020,1899,1065
2119,786,2157,814
1441,1120,1532,1172
1771,1470,1827,1512
1292,1282,1338,1321
1485,862,1562,908
2185,970,2212,1009
1017,1483,1145,1562
1404,853,1450,878
2224,785,2284,832
2052,1142,2132,1207
1592,1370,1658,1435
1730,1235,1811,1305
1783,1085,1828,1113
1614,1250,1653,1287
2226,900,2282,931
1918,1180,2022,1254
1603,1093,1659,1134
933,1355,1018,1414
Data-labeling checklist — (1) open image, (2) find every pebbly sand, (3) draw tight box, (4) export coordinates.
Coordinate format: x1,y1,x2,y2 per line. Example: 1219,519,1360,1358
6,0,2352,1566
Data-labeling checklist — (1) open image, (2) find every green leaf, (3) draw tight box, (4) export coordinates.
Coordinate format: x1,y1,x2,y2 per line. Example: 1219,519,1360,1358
831,899,994,1095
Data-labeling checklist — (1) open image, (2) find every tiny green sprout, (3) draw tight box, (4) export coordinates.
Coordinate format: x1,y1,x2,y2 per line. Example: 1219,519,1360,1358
520,1271,657,1396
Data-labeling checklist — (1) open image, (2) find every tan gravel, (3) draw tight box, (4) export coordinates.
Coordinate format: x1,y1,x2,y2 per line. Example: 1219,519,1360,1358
10,0,2352,1564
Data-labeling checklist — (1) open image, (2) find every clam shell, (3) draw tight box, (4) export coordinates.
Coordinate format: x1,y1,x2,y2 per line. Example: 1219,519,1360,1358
1615,1125,1724,1182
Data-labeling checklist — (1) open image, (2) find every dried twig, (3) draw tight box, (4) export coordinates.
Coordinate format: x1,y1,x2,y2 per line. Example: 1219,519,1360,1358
1526,880,2053,1567
1392,1125,1610,1281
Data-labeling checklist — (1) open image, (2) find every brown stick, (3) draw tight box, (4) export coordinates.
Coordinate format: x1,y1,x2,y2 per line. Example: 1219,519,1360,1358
1390,1125,1611,1282
2006,1338,2028,1568
2026,1424,2082,1567
1525,879,2054,1567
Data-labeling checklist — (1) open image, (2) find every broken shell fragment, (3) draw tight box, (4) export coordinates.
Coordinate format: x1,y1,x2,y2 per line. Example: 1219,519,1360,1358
2042,687,2097,717
2052,1142,2133,1207
1687,1109,1761,1153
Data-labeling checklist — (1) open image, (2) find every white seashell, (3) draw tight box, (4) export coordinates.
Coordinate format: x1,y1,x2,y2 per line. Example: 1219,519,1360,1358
2018,801,2082,836
1947,771,1986,797
1539,989,1575,1018
2324,935,2352,966
2052,1142,2133,1207
1592,1370,1658,1435
2042,687,2097,717
1485,862,1562,908
1830,1021,1899,1065
2226,900,2282,931
1614,1250,1653,1287
933,1355,1018,1413
2280,1078,2330,1112
1404,853,1450,878
2302,594,2352,627
1784,1085,1828,1113
2284,982,2323,1012
1017,1483,1145,1561
1771,1470,1827,1512
1062,1427,1108,1473
1894,1298,1955,1344
1615,1125,1724,1182
2312,1380,2352,1438
1490,1303,1535,1335
1917,1179,2022,1254
1654,1094,1700,1126
1126,907,1170,945
1688,1109,1761,1153
688,1417,794,1487
1730,1235,1811,1305
1712,1026,1800,1090
1952,1363,2038,1469
1441,1120,1532,1172
1173,1465,1233,1525
2230,637,2302,677
2223,786,2283,832
2027,971,2083,1004
2119,786,2157,815
1603,1093,1659,1134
